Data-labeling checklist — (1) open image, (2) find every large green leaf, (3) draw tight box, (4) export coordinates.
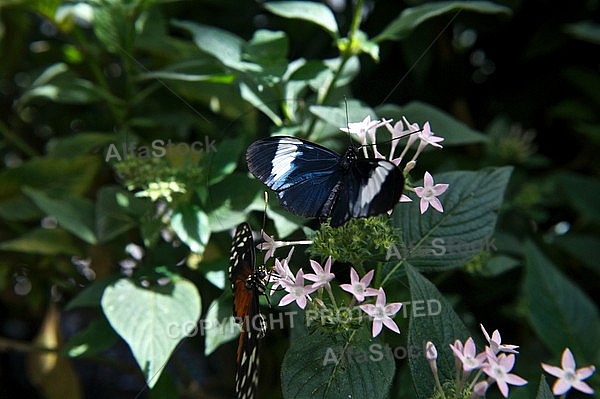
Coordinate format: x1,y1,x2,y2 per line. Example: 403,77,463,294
206,137,244,185
18,63,122,106
555,233,600,275
0,227,80,256
389,167,512,272
65,275,122,311
91,1,134,54
376,101,489,145
281,327,395,399
405,264,470,399
244,29,289,65
101,278,201,388
557,171,600,223
172,20,260,72
239,80,283,126
375,1,512,42
95,186,142,243
523,241,600,362
23,187,97,244
0,155,101,200
62,318,119,358
203,297,239,356
46,132,115,157
264,1,339,37
205,172,264,232
170,204,211,254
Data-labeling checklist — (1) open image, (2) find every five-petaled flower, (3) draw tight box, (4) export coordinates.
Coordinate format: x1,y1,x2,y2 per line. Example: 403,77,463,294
541,347,596,395
339,267,379,302
304,257,335,289
450,337,487,372
414,171,449,214
480,324,520,354
482,347,528,398
359,288,402,337
270,252,295,296
278,269,317,309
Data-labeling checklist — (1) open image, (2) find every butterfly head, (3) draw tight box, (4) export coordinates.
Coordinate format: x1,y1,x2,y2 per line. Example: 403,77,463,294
340,146,359,170
246,263,269,294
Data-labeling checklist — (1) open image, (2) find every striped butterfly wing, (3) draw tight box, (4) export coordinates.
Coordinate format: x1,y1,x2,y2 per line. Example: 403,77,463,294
246,136,344,218
246,136,404,227
229,223,266,399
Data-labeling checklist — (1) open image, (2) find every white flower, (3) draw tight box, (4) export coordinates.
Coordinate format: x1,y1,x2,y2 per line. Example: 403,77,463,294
414,172,449,214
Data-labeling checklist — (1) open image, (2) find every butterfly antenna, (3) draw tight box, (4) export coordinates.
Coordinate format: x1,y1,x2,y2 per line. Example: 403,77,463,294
344,96,352,147
261,191,268,235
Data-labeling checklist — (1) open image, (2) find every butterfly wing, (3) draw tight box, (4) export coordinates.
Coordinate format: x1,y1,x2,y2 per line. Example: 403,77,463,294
229,223,264,399
328,158,404,227
246,136,344,217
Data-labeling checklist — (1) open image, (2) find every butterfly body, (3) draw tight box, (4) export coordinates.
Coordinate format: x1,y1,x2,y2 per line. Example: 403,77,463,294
246,136,404,227
229,223,268,399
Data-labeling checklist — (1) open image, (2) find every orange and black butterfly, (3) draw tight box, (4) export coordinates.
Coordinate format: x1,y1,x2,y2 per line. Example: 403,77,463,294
229,222,269,399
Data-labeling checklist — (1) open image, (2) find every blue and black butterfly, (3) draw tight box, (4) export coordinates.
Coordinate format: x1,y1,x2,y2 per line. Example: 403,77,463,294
246,136,404,227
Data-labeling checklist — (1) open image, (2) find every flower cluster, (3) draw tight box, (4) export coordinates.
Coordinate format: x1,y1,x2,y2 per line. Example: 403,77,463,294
259,233,403,338
426,324,596,398
341,115,448,213
426,324,527,398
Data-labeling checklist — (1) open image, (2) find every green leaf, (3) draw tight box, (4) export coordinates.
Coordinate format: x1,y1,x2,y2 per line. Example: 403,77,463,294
206,136,244,185
170,205,211,254
172,20,260,72
46,132,115,157
206,172,265,232
264,1,339,37
101,278,201,388
239,81,283,126
0,227,80,256
137,70,235,84
555,233,600,275
95,186,141,243
340,30,379,61
19,78,104,105
245,29,289,64
376,101,489,145
23,187,97,244
536,375,554,399
149,372,178,398
203,297,239,356
375,1,512,42
0,155,101,200
281,327,395,399
309,101,377,137
62,318,118,358
524,241,600,362
478,254,520,277
564,20,600,45
557,171,600,223
66,275,121,311
0,154,101,221
389,167,513,271
91,1,134,54
18,63,121,106
406,263,470,399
